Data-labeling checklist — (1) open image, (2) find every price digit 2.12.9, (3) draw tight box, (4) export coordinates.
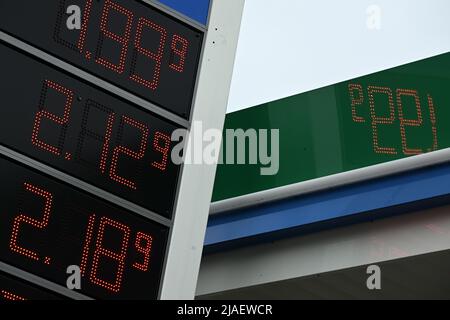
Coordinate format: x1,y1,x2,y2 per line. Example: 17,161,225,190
30,78,172,192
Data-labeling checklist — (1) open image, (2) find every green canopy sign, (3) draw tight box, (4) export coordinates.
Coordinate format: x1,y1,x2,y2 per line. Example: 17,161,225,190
213,52,450,202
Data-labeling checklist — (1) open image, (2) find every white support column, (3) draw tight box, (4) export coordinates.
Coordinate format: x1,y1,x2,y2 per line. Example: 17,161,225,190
159,0,245,300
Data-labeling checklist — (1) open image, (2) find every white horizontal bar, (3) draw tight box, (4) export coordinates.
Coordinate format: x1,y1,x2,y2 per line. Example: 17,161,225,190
211,148,450,214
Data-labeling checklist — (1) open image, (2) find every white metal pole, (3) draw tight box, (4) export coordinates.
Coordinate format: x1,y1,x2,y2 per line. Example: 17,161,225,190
159,0,245,299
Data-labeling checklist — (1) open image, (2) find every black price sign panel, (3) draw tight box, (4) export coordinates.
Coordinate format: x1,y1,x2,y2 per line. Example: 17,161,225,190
0,0,204,119
0,272,63,300
0,155,169,300
0,43,181,218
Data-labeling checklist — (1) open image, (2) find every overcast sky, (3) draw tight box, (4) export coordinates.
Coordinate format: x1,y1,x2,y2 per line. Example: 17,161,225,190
227,0,450,113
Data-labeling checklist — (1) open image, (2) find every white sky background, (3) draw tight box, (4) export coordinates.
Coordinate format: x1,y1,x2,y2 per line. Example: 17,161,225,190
227,0,450,113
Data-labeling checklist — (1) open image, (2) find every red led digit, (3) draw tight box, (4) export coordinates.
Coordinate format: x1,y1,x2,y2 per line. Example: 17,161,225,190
100,112,115,174
427,94,438,151
169,34,189,73
77,0,94,52
95,0,133,74
1,290,26,301
89,217,130,293
31,80,74,156
396,89,423,155
367,86,397,155
130,17,167,90
348,83,365,123
75,101,115,173
10,182,53,262
80,214,96,277
132,232,153,272
151,131,171,171
109,116,149,190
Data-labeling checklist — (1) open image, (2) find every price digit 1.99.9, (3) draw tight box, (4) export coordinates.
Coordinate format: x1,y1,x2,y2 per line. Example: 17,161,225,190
169,35,189,73
57,0,191,92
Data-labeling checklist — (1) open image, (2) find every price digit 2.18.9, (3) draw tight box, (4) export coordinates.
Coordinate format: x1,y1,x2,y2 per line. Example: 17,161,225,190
8,181,156,295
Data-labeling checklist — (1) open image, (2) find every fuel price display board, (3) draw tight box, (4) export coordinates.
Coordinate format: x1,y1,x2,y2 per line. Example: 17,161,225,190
213,52,450,201
0,0,204,119
0,0,209,300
